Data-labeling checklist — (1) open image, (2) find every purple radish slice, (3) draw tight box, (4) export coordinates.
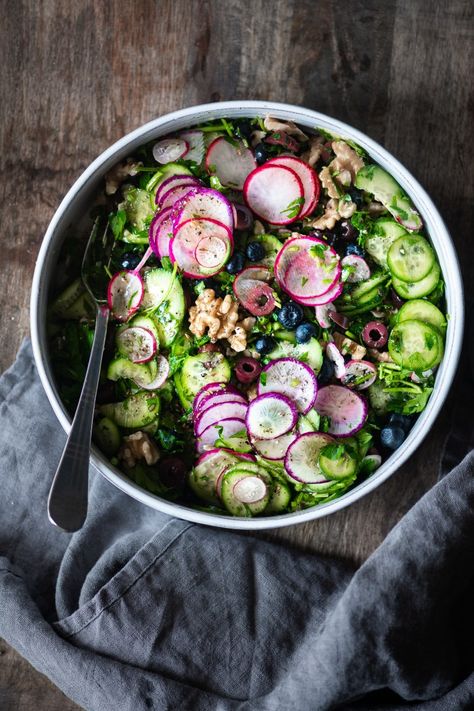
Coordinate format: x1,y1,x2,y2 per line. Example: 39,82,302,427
197,418,247,453
252,430,297,461
139,355,170,390
107,270,144,321
326,343,346,379
290,280,343,307
133,247,153,273
328,310,350,330
193,382,241,411
341,360,377,390
233,476,267,504
179,129,205,164
149,207,174,259
172,187,234,232
152,138,189,164
314,384,368,436
194,401,248,436
341,255,371,283
257,357,318,414
195,448,255,468
285,432,335,484
234,265,272,282
170,218,233,278
233,203,254,230
243,164,304,225
196,391,247,414
159,183,201,210
275,236,341,300
267,156,320,218
233,277,275,316
155,174,201,206
116,326,157,364
246,393,297,440
315,304,332,328
205,136,257,190
194,233,229,269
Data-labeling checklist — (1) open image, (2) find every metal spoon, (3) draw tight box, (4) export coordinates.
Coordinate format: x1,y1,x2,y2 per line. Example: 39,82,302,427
48,217,114,532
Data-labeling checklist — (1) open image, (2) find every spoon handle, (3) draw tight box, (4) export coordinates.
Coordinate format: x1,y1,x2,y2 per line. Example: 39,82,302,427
48,304,110,532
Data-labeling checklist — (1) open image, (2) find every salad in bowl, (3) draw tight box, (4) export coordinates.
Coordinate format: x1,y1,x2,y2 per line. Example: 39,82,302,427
47,113,449,520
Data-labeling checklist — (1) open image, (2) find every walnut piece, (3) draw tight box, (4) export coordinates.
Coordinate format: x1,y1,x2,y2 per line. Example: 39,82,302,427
368,348,393,363
333,333,367,361
329,141,364,186
105,159,142,195
309,196,356,230
263,116,309,142
319,167,340,199
300,135,326,167
119,432,160,468
189,289,255,353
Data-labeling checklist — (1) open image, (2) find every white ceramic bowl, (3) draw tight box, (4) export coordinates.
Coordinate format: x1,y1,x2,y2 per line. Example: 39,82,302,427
30,101,464,530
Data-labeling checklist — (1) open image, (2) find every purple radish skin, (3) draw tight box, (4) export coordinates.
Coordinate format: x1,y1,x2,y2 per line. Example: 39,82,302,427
313,384,368,436
155,174,201,205
194,401,248,437
193,382,241,412
243,164,304,225
246,393,298,440
326,343,346,379
341,255,371,283
341,360,377,390
139,355,170,390
205,137,257,190
284,432,335,484
107,270,144,322
153,138,189,164
196,392,247,414
257,357,318,414
116,326,157,364
197,418,247,453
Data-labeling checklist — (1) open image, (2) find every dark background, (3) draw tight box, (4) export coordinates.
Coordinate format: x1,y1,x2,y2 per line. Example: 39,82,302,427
1,1,473,708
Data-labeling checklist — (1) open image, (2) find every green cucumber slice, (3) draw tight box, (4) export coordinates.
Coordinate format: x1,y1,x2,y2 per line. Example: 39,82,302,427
387,235,435,282
189,449,239,505
397,300,446,332
121,186,155,232
152,162,192,196
318,443,358,480
355,165,422,231
93,417,121,456
392,261,440,299
100,391,160,429
180,352,231,399
365,219,409,268
220,467,271,516
107,357,157,387
265,480,291,514
347,271,391,302
368,378,394,416
388,319,443,370
174,371,193,411
268,337,323,374
128,314,161,342
141,268,185,347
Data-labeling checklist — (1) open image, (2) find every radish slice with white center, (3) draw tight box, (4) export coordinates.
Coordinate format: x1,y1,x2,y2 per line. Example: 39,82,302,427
196,391,247,414
139,355,170,390
179,130,205,164
194,401,248,436
193,382,241,412
153,138,189,164
197,418,247,453
191,448,240,505
155,174,201,206
362,453,382,472
293,280,343,307
326,343,346,379
172,187,234,232
315,304,332,328
267,156,320,218
285,432,335,484
275,236,341,301
159,183,201,210
116,326,157,364
170,218,233,277
107,270,144,321
233,476,267,504
194,233,228,268
341,360,377,390
252,430,297,461
314,384,368,436
243,164,304,225
341,255,371,283
257,357,318,414
205,137,257,190
246,393,297,440
149,207,173,259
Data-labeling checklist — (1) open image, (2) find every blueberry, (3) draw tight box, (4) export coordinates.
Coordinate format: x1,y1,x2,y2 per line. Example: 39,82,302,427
226,251,246,274
120,252,141,270
380,425,406,450
235,119,252,141
202,278,223,296
255,335,276,355
254,143,268,165
246,241,266,262
338,220,357,241
345,243,365,257
348,188,365,209
317,357,335,384
295,322,317,344
388,413,413,432
277,302,304,330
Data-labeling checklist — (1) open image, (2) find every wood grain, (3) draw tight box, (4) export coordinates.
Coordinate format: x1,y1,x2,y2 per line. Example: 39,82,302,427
0,1,473,708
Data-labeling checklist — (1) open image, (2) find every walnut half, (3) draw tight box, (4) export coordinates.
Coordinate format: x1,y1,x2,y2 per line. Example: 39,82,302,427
119,432,160,468
189,289,255,353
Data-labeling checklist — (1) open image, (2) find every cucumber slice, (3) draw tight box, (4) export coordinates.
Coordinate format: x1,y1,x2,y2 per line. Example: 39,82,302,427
368,379,394,416
107,357,157,387
189,449,239,505
264,480,291,514
346,271,390,302
268,337,323,374
129,314,161,343
174,371,193,411
355,165,422,231
318,443,358,480
387,235,435,282
141,268,185,347
304,408,321,430
388,319,443,370
220,467,271,516
50,278,94,320
152,162,192,196
121,186,155,232
180,352,231,400
100,391,160,429
392,261,441,299
93,417,121,456
397,300,446,332
251,233,283,268
365,219,408,269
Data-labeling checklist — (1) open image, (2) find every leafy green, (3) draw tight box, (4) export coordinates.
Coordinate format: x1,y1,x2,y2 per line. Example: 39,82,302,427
320,443,345,460
282,197,305,219
156,427,185,453
377,364,434,414
109,209,127,240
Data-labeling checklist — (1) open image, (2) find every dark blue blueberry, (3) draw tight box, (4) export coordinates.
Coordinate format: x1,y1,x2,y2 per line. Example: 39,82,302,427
120,252,141,270
246,241,266,262
226,251,246,274
317,357,335,384
348,188,365,209
295,322,317,344
338,220,357,241
380,425,406,450
277,302,304,330
345,243,365,257
202,278,223,296
388,413,413,432
255,335,276,355
235,119,252,141
254,143,268,165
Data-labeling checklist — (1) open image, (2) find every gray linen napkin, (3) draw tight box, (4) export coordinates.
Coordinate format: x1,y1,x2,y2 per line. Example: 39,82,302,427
0,340,473,711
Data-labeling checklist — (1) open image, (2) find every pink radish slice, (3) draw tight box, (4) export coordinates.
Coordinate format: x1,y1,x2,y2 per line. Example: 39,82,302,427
234,265,272,282
170,218,233,278
340,360,377,390
195,448,255,467
233,277,275,316
275,236,341,300
159,183,201,210
246,393,297,440
314,384,368,436
341,255,371,283
197,418,247,453
193,382,241,412
139,355,170,390
252,430,297,461
284,432,335,484
326,343,346,379
194,233,229,269
117,326,157,364
179,130,205,164
315,304,332,328
155,174,201,206
267,156,320,218
243,164,304,225
257,357,318,414
197,391,247,414
107,270,144,321
149,207,173,259
205,136,257,190
153,138,189,164
172,187,234,232
133,247,153,274
194,401,248,437
233,476,267,504
294,280,343,307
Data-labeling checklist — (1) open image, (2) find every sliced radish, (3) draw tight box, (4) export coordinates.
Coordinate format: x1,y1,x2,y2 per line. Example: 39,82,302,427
257,357,318,414
246,393,297,440
116,326,157,364
275,236,341,301
341,360,377,390
315,304,332,328
341,255,371,283
252,430,297,461
155,174,201,206
267,156,320,218
107,270,144,321
172,187,234,232
149,207,174,259
233,476,267,504
243,164,304,225
234,265,272,282
314,384,368,436
215,450,257,499
139,355,170,390
233,277,275,316
153,138,189,164
197,391,247,414
170,218,233,278
179,129,205,164
194,401,248,437
284,432,335,484
299,281,343,306
193,382,241,412
159,183,200,210
326,343,346,379
197,418,247,453
194,233,229,269
205,136,257,190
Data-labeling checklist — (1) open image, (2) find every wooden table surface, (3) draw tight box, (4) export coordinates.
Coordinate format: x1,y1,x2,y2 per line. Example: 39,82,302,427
1,1,473,709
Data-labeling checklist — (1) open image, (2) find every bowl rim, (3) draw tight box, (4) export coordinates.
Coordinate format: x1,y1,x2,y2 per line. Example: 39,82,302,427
30,100,464,530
